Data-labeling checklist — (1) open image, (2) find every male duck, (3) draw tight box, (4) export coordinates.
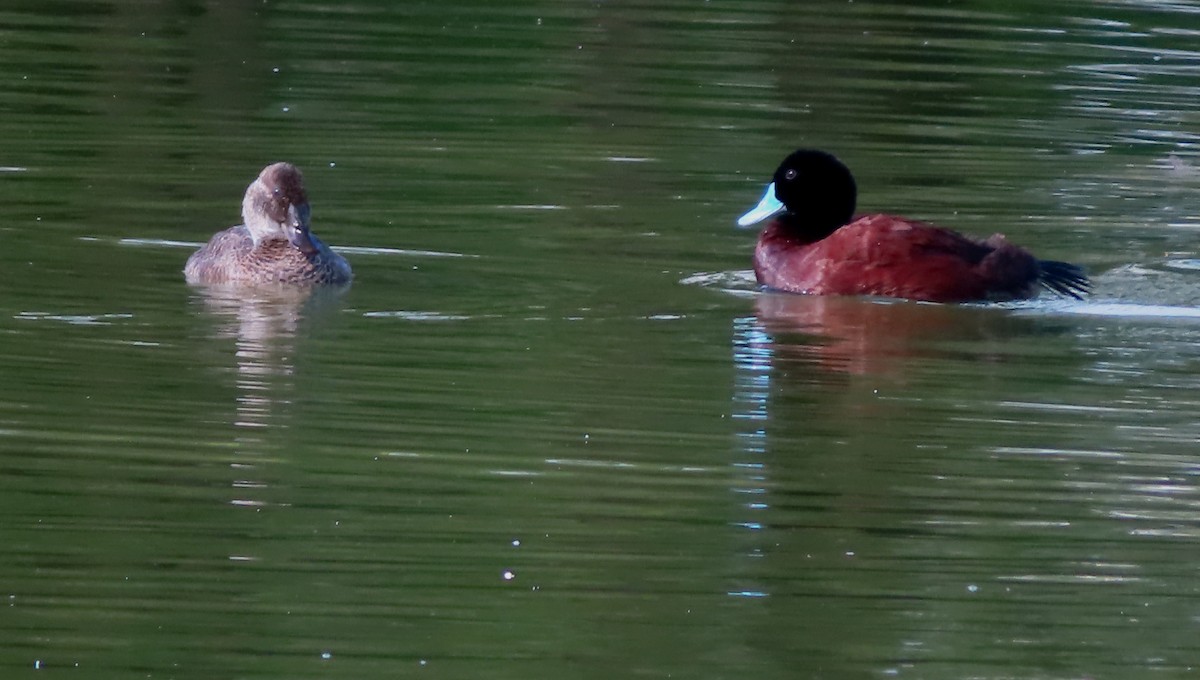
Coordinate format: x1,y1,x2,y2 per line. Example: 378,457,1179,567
184,162,352,286
737,149,1089,302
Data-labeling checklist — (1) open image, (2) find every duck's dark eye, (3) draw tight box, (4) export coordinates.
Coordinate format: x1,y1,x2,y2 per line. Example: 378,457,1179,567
784,169,797,181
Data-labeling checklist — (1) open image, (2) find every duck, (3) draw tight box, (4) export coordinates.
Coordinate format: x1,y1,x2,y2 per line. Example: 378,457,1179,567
184,162,353,286
736,149,1089,302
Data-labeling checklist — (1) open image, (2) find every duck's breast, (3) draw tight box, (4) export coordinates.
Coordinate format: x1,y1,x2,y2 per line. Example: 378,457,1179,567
184,226,352,286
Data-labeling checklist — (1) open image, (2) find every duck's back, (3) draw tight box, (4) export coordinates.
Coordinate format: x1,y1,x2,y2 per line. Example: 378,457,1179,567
754,214,1040,302
184,225,352,286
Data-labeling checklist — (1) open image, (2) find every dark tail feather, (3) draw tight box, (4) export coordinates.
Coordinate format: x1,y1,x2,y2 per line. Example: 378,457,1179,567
1038,260,1091,300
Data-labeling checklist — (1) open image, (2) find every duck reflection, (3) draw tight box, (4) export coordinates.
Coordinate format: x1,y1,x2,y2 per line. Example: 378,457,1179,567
730,292,1048,465
727,289,1098,674
190,284,347,504
751,292,1032,378
727,294,1057,599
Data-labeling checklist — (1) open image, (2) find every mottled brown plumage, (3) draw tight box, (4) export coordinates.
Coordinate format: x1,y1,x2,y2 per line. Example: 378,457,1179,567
184,163,352,286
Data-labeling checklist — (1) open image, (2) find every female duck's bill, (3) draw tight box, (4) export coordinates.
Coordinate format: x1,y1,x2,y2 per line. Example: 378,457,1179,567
280,202,316,254
736,182,784,227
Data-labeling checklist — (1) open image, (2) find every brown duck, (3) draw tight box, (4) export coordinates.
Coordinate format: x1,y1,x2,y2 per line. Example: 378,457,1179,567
184,162,353,286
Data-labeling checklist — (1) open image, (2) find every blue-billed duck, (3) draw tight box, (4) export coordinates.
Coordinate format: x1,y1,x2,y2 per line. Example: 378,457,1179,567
737,149,1089,302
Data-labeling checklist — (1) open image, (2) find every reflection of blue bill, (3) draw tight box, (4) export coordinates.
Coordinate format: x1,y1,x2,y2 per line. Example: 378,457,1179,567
727,315,773,599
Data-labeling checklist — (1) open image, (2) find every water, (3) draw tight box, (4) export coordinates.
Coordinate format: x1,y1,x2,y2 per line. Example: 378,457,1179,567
3,1,1200,678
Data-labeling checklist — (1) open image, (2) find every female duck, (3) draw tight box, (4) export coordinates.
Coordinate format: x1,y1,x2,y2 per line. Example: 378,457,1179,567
737,149,1089,302
184,162,352,286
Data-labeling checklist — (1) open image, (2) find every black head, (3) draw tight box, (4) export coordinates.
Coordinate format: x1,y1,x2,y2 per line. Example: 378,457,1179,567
773,149,857,229
737,149,858,235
